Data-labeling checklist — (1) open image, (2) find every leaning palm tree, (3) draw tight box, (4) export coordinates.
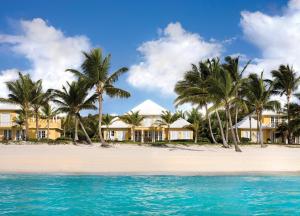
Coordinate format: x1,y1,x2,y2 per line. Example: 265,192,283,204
51,80,97,144
102,114,116,141
66,48,130,147
174,59,220,145
223,56,250,143
207,68,242,152
243,73,281,147
41,103,59,140
0,72,39,140
156,111,180,143
271,65,300,144
119,111,145,142
186,108,202,143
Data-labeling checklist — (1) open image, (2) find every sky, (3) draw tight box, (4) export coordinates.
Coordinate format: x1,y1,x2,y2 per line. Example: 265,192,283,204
0,0,299,115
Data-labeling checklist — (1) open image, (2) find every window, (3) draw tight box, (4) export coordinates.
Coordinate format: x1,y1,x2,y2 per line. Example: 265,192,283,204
110,131,115,136
38,130,46,139
4,130,12,140
0,113,11,127
271,117,275,127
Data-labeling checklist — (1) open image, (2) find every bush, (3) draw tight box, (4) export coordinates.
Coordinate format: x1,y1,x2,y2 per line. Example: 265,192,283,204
241,137,250,143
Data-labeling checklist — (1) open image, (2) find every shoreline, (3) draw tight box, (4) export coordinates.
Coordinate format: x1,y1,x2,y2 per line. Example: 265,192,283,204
0,144,300,174
1,171,300,176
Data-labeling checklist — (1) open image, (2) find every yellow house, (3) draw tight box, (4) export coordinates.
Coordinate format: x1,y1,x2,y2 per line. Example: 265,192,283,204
102,100,193,142
235,110,285,143
0,103,62,141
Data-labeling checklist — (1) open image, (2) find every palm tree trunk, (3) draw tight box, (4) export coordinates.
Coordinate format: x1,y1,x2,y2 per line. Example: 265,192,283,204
25,110,29,141
287,95,292,144
259,112,265,147
227,106,241,152
35,113,39,140
194,126,198,144
235,108,240,143
98,94,108,147
74,116,79,141
256,111,260,144
249,115,252,142
78,117,92,144
47,118,50,140
168,125,170,143
106,126,110,141
216,110,229,148
225,119,229,143
132,126,135,142
205,104,217,144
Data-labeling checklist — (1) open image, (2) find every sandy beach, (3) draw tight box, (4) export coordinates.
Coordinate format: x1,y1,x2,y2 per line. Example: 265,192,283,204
0,144,299,174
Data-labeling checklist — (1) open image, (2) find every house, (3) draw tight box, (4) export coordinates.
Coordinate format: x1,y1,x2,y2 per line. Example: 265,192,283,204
0,103,62,141
102,100,193,142
235,110,285,143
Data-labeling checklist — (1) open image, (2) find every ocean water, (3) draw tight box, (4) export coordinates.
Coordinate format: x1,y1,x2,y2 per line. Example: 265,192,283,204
0,175,300,215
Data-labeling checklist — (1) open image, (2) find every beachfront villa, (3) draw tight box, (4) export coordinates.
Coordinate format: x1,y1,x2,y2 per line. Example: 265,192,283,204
0,103,61,140
102,100,194,142
235,110,287,143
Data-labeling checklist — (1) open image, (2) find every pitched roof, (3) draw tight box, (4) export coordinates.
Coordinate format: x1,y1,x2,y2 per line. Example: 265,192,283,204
129,99,167,116
234,116,258,129
170,118,191,128
0,103,20,111
101,117,130,129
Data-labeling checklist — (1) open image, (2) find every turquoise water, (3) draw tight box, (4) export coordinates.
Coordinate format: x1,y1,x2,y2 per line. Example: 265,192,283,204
0,175,300,215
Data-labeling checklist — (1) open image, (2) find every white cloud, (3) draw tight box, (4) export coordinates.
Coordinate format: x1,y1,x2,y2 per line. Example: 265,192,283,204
241,0,300,79
0,18,91,97
127,22,222,95
0,69,19,97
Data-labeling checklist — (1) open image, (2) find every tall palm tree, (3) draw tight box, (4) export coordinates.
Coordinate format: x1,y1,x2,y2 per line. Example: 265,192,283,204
31,82,51,140
41,103,59,140
186,108,202,143
223,56,250,143
51,80,97,144
243,73,280,147
174,60,219,145
119,111,145,142
271,64,300,144
0,72,39,140
102,114,116,140
156,111,180,143
207,68,242,152
66,48,130,147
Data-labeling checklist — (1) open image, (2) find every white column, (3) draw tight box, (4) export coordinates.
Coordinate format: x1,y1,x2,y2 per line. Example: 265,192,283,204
141,130,144,143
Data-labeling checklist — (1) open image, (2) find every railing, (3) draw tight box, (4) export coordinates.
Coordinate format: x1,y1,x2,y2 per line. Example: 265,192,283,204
0,122,13,127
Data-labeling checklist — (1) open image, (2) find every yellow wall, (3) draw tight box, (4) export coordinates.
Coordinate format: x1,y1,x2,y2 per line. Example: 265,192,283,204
0,110,62,140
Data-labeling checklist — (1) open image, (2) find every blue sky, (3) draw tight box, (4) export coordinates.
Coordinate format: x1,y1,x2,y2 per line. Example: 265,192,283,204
0,0,297,115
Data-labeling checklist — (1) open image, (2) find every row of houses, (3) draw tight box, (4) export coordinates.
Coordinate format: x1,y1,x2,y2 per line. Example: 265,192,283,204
0,99,287,143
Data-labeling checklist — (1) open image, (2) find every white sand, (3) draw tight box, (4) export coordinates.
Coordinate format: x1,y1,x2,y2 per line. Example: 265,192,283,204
0,144,299,174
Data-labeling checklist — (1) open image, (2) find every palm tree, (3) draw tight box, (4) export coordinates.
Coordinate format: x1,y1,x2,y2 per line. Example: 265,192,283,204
0,72,39,140
66,48,130,147
102,114,116,141
156,111,180,143
207,67,242,152
31,82,51,140
186,108,202,143
243,73,280,147
51,80,97,144
271,65,300,144
223,56,250,143
174,60,219,145
41,103,59,140
119,111,145,142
